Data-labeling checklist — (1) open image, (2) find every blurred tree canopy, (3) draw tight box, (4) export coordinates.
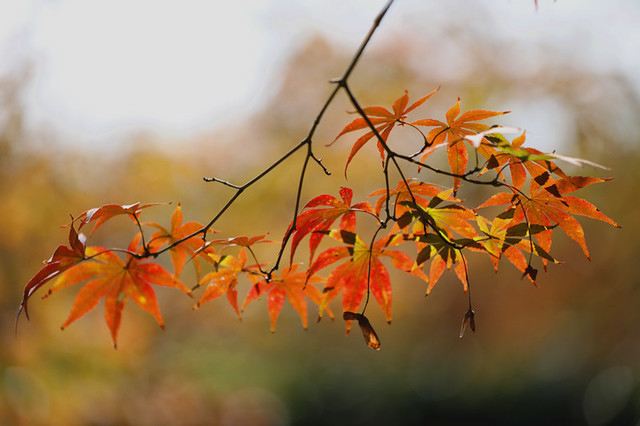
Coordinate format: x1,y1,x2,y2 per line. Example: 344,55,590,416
1,7,639,425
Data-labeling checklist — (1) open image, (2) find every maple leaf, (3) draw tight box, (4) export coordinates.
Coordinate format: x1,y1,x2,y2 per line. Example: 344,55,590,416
369,179,443,218
412,98,509,193
288,187,375,264
240,264,331,332
480,131,600,190
475,215,558,283
476,176,620,260
404,199,487,293
44,235,191,348
399,189,478,241
208,234,275,250
17,222,86,322
194,248,259,317
464,126,522,150
147,202,207,277
413,233,470,294
73,202,160,235
200,234,275,278
307,230,427,331
480,131,532,190
328,89,438,175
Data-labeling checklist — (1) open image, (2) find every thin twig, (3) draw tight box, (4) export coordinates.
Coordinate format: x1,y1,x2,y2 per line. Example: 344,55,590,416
145,0,397,269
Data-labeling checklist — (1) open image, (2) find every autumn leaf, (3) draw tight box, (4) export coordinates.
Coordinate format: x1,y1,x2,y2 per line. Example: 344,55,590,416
208,234,275,249
399,189,478,241
464,126,522,150
147,202,208,277
240,264,331,332
369,179,443,218
73,202,160,235
412,98,509,193
288,187,376,264
475,216,557,284
17,222,86,322
480,131,583,190
343,311,381,350
412,233,470,294
329,89,438,175
44,235,191,348
194,248,258,317
476,175,620,260
307,230,427,331
478,131,530,190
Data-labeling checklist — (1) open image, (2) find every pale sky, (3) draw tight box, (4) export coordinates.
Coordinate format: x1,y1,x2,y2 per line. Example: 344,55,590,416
1,0,638,149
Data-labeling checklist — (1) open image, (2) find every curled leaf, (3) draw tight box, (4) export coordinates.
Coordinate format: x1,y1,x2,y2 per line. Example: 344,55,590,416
208,234,276,249
343,311,381,350
459,308,476,338
17,222,86,323
543,153,609,170
72,202,162,234
523,265,538,282
464,126,522,149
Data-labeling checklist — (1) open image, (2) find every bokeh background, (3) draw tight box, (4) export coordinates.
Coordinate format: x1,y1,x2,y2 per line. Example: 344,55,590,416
1,1,639,425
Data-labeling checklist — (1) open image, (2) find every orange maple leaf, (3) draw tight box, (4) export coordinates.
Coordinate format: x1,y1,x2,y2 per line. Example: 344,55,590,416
413,233,470,294
207,234,275,249
481,131,578,190
476,175,620,261
475,216,557,284
329,89,438,175
240,264,331,332
369,179,443,218
44,236,190,348
412,98,508,193
147,202,208,277
397,189,479,241
194,247,260,317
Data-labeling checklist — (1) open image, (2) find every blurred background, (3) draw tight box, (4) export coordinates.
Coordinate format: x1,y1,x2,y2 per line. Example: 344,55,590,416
1,0,639,424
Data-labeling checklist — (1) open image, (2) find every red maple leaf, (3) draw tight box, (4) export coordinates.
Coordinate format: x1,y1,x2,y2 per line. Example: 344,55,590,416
288,187,375,263
18,222,86,322
307,230,427,332
73,202,160,234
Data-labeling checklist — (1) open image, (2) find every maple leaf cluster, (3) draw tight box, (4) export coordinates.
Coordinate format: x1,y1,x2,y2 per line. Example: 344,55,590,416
18,90,619,350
